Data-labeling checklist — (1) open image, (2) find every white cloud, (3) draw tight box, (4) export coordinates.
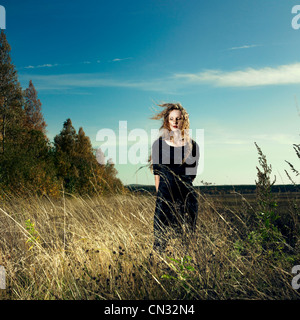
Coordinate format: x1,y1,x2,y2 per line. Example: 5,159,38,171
23,56,132,70
173,63,300,87
20,62,300,94
18,72,175,94
228,44,260,50
112,57,132,62
24,63,59,69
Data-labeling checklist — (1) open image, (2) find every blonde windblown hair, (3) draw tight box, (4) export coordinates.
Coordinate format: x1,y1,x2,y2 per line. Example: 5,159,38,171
148,102,193,172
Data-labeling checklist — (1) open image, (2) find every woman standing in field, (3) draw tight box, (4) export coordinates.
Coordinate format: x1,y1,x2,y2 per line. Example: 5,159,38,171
149,103,200,253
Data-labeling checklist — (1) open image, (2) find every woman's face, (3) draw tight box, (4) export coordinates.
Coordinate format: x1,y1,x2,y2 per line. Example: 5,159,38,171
168,109,183,131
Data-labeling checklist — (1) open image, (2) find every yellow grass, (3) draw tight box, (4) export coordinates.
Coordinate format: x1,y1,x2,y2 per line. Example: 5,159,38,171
0,190,299,300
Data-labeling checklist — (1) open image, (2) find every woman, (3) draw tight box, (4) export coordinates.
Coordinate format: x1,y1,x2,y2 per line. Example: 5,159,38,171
149,103,200,253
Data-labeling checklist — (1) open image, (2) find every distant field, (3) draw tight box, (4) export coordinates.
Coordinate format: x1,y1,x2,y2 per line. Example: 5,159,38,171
125,184,300,210
125,184,300,195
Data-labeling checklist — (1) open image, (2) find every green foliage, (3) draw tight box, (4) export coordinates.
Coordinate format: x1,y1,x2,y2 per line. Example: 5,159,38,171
285,143,300,184
249,143,287,256
54,119,124,196
233,239,245,255
25,219,40,250
162,256,195,280
161,256,196,297
0,31,123,198
23,80,47,134
0,30,24,152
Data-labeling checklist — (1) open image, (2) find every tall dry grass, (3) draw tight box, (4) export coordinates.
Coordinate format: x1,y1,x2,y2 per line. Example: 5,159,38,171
0,188,299,300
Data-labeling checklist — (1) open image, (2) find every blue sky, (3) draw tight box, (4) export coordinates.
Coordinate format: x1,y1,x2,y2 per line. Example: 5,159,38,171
2,0,300,185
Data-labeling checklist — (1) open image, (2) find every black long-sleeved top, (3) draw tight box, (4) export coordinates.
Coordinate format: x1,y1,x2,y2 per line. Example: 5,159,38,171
151,136,199,184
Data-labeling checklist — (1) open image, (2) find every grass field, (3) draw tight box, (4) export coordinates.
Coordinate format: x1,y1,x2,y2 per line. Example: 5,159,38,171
0,187,299,300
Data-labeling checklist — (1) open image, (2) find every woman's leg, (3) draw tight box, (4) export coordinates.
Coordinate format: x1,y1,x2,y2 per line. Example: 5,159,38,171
153,214,168,253
153,198,172,253
185,188,199,233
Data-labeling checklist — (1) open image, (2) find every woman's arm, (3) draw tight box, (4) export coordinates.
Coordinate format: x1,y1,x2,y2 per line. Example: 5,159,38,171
154,175,160,192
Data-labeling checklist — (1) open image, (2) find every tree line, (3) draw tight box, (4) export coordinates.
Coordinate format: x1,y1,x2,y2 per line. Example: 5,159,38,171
0,30,123,199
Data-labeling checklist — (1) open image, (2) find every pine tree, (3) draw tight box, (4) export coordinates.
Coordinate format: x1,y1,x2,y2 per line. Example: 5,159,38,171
54,118,78,193
54,118,77,156
24,80,47,135
76,127,94,159
19,128,60,197
75,128,124,195
74,127,95,194
0,31,60,198
0,30,24,156
0,30,27,195
54,119,124,196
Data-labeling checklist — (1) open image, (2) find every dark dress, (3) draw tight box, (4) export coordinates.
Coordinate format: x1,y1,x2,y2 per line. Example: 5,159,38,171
151,136,200,252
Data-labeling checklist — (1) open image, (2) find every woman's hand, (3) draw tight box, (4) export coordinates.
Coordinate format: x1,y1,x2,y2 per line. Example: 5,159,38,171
154,175,160,192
